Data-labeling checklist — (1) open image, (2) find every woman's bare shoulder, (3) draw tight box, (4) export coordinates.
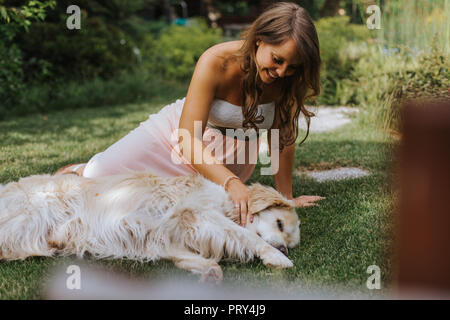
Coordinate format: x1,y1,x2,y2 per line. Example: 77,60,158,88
183,42,244,108
201,40,244,70
193,41,244,92
205,40,245,57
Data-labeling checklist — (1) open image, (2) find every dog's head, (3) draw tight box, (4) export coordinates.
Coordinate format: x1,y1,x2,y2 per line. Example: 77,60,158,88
245,183,300,256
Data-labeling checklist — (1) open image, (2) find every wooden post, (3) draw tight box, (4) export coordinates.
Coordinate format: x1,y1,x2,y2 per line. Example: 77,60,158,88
395,99,450,298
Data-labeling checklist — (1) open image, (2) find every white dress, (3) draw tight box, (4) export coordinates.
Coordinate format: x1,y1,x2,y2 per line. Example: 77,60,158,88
83,97,275,183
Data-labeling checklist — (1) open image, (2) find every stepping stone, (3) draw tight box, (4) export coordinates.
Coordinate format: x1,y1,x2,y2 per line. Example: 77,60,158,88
298,167,370,182
299,106,359,133
258,106,359,156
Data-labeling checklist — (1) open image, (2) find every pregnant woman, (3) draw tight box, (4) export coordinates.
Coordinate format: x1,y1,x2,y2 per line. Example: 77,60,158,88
56,2,325,225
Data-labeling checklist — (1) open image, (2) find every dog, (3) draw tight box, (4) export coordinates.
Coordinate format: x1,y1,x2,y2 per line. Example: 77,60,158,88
0,172,300,283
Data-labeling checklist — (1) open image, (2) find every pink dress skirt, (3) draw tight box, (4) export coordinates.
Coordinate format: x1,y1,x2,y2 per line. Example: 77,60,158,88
83,98,262,183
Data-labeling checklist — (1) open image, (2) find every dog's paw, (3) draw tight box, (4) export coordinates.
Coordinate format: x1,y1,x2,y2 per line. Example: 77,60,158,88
260,246,293,269
199,265,223,285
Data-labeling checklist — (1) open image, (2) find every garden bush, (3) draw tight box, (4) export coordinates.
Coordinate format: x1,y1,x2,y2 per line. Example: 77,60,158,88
18,15,138,82
332,35,449,131
0,0,56,117
0,43,25,113
384,38,450,130
315,16,372,105
388,39,449,103
144,18,223,81
0,14,223,119
0,68,187,119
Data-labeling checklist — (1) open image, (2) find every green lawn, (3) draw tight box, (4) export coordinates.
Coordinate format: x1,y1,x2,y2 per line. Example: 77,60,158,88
0,88,397,299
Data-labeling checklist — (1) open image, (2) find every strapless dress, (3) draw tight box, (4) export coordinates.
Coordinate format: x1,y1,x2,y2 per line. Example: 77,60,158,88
83,97,275,183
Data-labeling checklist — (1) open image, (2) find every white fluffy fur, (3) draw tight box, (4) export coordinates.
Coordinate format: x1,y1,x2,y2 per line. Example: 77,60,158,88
0,172,300,283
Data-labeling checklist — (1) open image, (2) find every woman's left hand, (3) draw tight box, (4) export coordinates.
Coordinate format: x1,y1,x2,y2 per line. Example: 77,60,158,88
293,195,326,208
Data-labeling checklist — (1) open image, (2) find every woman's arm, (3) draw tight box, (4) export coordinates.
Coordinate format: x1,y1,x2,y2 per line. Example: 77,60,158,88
178,50,251,225
268,123,326,207
268,130,295,199
178,51,235,186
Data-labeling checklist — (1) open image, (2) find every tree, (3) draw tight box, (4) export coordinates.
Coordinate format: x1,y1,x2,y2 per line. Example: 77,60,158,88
319,0,342,18
296,0,320,20
0,0,56,113
0,0,56,40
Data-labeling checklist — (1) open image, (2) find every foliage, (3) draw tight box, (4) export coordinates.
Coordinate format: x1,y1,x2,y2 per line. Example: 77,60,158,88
389,41,449,102
315,16,372,105
0,43,24,108
378,0,449,54
0,1,161,106
297,0,323,20
0,0,56,112
319,0,450,131
0,0,56,39
17,15,138,81
213,0,255,17
0,3,224,118
144,18,222,81
0,68,187,120
384,38,450,130
212,0,324,20
329,36,449,131
39,0,156,23
121,15,169,42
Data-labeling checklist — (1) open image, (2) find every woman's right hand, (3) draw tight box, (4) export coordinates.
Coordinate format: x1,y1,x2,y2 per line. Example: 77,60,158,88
226,178,252,227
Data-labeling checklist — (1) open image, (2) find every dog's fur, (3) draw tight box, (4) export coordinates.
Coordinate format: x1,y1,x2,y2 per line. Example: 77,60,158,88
0,172,300,283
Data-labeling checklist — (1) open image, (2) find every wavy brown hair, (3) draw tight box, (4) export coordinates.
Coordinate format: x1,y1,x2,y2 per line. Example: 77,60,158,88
230,2,321,152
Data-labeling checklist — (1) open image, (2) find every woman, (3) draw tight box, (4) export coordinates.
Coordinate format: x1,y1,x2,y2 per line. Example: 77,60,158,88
56,2,325,226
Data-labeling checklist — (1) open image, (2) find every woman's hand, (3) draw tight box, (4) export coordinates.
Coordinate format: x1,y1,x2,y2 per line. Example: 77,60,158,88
226,178,252,227
293,195,326,208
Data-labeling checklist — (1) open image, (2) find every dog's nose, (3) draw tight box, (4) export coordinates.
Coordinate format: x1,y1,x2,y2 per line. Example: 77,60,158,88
276,245,288,256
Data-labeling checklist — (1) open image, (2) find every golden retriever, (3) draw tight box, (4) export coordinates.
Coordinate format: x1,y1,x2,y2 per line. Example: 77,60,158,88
0,172,300,283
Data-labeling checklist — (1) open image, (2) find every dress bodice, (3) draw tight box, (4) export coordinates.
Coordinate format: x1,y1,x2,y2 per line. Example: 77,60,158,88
207,99,275,130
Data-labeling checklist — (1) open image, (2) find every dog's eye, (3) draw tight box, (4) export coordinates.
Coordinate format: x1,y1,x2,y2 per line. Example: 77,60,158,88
276,219,284,232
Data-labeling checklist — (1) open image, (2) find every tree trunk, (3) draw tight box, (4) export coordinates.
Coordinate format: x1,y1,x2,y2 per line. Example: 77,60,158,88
162,0,172,23
319,0,342,18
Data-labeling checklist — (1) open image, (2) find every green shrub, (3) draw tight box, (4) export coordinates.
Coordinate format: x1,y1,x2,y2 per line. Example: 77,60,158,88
384,38,450,130
0,0,56,115
0,43,25,115
0,69,187,119
388,39,449,103
378,0,449,56
315,16,372,105
144,18,223,81
18,15,138,81
122,16,169,41
334,43,412,106
331,35,449,131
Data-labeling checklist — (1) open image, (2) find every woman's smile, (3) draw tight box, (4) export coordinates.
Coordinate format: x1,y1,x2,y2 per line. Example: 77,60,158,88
256,38,301,84
267,69,278,80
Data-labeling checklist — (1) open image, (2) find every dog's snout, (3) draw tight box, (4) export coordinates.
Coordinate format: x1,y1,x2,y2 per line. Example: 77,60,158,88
276,245,288,256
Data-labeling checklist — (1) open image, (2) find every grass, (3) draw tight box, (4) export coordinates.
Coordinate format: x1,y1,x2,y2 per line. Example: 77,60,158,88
0,86,397,299
350,0,449,53
379,0,449,53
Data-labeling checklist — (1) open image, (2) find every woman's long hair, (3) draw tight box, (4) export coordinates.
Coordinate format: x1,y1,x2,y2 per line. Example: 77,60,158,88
230,2,321,152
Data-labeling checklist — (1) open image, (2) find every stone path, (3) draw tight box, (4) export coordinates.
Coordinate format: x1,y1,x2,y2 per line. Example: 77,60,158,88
301,167,370,182
259,106,370,182
298,106,360,133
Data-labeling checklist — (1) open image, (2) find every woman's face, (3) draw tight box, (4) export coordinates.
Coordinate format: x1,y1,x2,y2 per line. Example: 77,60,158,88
255,38,301,84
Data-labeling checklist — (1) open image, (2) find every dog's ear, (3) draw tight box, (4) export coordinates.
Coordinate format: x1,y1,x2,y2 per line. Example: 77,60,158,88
248,183,295,215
